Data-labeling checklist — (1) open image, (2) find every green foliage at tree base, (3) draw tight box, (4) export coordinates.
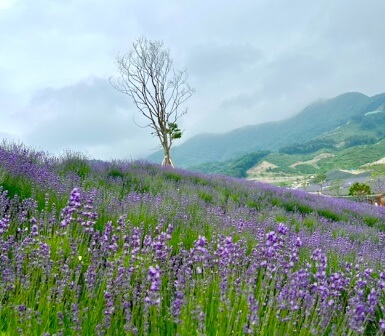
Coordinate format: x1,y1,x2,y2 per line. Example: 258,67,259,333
348,182,371,198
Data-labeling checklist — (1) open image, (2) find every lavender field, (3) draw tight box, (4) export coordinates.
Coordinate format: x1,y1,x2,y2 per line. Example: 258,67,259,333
0,141,385,335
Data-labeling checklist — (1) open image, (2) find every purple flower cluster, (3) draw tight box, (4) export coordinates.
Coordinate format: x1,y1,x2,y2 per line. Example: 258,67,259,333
145,265,161,306
0,215,10,235
0,141,62,193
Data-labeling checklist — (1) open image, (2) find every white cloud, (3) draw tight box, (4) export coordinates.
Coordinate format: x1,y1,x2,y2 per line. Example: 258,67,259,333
12,78,159,159
1,0,385,159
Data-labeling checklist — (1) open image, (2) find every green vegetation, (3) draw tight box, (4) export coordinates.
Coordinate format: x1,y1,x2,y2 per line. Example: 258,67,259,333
57,150,92,180
279,138,336,155
343,135,377,148
349,182,372,201
190,150,270,177
317,139,385,171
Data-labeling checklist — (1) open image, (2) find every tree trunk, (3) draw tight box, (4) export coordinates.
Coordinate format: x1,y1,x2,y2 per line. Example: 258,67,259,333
376,194,385,206
161,145,174,168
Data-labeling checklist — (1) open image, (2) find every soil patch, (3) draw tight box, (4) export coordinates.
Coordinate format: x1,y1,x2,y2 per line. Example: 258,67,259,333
363,157,385,167
247,161,278,174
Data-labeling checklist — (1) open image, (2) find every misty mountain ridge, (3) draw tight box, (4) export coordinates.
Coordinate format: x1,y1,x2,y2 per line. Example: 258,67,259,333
147,92,385,167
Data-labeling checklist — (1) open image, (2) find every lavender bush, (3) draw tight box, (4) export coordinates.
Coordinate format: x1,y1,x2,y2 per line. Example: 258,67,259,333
0,142,384,335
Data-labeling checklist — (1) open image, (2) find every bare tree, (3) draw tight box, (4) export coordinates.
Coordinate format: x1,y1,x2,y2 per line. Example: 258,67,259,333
110,37,195,167
312,173,327,192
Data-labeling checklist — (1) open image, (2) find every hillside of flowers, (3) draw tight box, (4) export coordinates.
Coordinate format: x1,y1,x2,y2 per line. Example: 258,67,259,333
0,141,385,335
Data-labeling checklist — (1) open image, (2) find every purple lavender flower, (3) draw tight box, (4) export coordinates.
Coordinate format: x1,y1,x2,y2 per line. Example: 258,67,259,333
277,223,288,235
244,293,259,334
0,215,10,235
379,319,385,332
172,290,184,320
31,224,39,236
195,235,207,248
295,237,303,247
266,231,278,246
40,242,50,256
69,188,81,208
104,291,115,316
145,265,161,306
18,305,26,312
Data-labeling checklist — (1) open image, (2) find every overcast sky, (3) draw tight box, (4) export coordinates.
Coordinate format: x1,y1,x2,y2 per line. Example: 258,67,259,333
1,0,385,161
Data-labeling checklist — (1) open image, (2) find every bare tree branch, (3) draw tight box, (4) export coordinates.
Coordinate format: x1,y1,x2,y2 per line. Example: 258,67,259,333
110,37,194,167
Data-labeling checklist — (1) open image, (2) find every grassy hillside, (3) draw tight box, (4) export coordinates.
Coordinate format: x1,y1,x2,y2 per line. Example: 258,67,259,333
148,92,385,167
263,139,385,175
318,140,385,171
1,141,385,335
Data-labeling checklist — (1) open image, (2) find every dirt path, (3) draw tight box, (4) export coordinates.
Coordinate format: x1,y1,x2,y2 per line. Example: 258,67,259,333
290,153,334,168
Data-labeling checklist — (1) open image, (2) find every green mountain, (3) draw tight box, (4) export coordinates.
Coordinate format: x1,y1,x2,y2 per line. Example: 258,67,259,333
147,92,385,167
192,111,385,179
